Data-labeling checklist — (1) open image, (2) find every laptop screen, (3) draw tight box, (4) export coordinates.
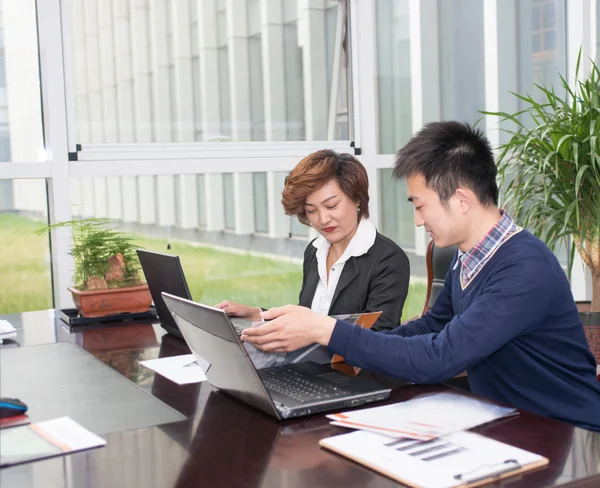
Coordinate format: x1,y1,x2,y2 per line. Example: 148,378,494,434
137,249,192,334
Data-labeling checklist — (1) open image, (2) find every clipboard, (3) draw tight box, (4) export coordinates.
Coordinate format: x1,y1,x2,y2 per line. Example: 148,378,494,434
319,429,549,488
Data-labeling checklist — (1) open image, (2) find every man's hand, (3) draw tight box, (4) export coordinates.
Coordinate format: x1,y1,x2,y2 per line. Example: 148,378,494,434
240,305,336,353
215,300,263,322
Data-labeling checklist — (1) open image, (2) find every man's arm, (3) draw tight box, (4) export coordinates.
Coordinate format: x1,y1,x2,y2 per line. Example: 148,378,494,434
327,257,553,383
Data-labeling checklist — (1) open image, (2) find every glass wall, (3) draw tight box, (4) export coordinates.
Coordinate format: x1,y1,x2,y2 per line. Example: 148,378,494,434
517,0,567,108
378,169,415,251
0,5,9,162
0,179,52,314
376,0,412,154
597,0,600,63
67,175,303,311
223,173,235,230
253,172,269,234
69,0,349,144
0,0,43,163
1,0,595,315
283,2,305,140
518,0,568,266
439,0,485,127
290,215,309,238
197,174,207,228
377,0,569,265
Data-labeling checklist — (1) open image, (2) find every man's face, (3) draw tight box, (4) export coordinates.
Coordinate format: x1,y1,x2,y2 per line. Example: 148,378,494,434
406,174,465,248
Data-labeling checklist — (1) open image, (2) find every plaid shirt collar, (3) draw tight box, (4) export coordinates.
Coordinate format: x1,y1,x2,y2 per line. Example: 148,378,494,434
453,210,522,289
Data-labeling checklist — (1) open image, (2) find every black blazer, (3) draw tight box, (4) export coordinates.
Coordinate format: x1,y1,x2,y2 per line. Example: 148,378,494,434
298,232,410,331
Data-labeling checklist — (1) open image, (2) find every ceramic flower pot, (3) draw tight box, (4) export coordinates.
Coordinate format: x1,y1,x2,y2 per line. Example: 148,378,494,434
69,285,152,318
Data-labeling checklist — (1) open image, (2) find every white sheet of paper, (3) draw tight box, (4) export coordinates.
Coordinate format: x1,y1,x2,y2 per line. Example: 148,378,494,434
141,354,208,385
0,319,17,339
327,392,517,440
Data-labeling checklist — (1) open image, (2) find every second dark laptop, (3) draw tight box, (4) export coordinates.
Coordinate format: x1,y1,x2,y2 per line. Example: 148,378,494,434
161,292,392,419
137,249,252,339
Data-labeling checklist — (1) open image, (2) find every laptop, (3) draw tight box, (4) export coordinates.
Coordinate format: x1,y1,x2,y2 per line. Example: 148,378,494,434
161,292,392,419
137,249,253,339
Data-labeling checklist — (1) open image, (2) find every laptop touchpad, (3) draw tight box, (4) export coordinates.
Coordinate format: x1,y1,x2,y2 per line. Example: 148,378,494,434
318,373,354,385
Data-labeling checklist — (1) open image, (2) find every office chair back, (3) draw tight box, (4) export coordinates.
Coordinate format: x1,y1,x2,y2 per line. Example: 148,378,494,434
422,240,458,316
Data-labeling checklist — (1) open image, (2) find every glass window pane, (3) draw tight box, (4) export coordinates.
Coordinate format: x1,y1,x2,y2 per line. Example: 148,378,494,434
68,174,303,312
69,0,349,144
217,45,232,141
376,0,412,154
197,174,207,228
377,169,415,250
439,0,486,129
253,172,269,234
0,0,43,162
502,0,567,267
542,2,555,28
248,0,261,36
532,5,541,30
283,0,298,23
249,35,265,141
283,22,305,140
223,173,234,230
173,176,181,227
0,179,52,313
518,0,566,102
290,216,308,237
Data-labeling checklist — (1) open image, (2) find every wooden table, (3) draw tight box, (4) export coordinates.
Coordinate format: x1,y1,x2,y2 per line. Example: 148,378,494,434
1,310,599,488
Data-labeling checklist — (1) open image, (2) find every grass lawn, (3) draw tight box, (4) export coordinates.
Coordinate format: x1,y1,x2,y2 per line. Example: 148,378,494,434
0,214,426,321
0,214,53,314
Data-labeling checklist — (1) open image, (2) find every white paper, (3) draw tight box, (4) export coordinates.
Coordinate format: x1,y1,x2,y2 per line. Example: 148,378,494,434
1,416,106,468
0,319,17,340
327,392,517,440
35,417,106,450
141,354,208,385
320,430,545,488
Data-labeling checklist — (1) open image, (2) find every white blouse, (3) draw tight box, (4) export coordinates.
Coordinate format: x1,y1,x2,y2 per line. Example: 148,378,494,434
310,218,377,315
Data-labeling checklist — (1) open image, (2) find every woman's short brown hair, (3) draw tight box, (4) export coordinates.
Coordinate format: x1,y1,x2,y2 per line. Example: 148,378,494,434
281,149,370,226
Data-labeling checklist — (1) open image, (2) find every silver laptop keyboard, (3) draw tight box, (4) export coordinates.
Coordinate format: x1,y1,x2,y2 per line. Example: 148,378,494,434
259,366,351,403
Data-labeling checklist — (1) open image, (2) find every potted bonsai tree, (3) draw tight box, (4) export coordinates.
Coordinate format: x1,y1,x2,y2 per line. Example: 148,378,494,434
484,53,599,351
39,218,152,318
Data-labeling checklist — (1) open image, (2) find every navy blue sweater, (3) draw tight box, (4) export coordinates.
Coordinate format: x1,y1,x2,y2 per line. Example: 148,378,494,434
327,231,600,431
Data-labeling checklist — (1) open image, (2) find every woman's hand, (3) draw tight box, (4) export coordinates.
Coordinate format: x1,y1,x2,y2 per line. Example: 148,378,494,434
241,305,336,352
215,300,263,322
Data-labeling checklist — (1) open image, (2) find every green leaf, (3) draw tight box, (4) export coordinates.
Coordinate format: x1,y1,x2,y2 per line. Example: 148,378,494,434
491,50,600,279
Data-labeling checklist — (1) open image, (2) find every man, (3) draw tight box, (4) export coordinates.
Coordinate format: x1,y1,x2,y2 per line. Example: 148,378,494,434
242,121,600,431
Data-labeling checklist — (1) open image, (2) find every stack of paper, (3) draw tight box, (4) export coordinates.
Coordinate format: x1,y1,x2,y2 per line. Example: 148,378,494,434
0,320,17,344
327,392,518,440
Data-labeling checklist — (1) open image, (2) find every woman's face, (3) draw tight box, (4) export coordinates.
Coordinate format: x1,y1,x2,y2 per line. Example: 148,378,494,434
304,179,360,244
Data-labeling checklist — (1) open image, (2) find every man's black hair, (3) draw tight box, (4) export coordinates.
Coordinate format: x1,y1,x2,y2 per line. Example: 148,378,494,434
393,121,499,206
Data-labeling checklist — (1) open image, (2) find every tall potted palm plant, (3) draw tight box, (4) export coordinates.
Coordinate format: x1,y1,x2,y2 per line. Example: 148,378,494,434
485,54,600,326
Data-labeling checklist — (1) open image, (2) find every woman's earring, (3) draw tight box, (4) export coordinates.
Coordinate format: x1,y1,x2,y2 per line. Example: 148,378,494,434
357,205,361,213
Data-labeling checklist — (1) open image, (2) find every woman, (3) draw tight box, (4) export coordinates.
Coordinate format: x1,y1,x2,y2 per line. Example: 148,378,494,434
216,150,410,330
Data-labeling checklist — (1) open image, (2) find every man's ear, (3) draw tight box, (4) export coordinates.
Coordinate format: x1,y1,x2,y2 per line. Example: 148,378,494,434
454,188,472,213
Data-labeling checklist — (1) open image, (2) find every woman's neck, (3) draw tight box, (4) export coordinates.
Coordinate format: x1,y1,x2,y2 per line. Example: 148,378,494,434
328,220,360,261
